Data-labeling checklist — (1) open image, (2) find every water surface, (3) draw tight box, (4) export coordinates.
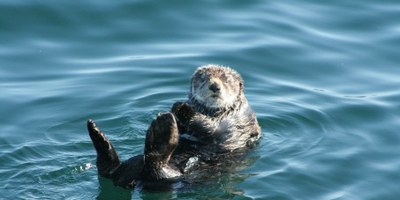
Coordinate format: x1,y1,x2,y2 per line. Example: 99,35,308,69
1,0,400,199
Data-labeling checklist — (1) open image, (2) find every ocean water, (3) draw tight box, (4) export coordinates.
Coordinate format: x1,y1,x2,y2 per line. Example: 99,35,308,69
1,0,400,199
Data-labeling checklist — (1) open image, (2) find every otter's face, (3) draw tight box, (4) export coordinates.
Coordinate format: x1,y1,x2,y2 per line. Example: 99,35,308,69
190,65,243,109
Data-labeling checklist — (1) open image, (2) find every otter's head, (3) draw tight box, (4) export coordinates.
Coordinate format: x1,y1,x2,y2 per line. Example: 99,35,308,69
189,64,243,111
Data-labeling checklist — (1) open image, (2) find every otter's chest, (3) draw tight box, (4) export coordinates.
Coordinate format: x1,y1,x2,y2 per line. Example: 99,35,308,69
182,116,237,148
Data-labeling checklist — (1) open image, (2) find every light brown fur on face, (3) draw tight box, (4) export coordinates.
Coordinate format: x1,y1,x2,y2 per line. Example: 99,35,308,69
189,64,243,110
182,64,260,152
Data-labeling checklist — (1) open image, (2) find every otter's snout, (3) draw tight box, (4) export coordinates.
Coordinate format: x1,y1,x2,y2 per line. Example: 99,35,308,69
209,83,221,93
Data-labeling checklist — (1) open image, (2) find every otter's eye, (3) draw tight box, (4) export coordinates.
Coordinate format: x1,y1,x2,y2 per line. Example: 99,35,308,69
220,74,228,82
200,73,206,80
200,73,210,82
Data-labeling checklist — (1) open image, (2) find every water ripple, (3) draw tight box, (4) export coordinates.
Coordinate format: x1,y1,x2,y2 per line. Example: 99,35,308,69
1,0,400,199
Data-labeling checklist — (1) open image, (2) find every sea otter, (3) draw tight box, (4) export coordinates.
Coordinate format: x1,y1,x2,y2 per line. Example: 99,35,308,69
88,64,261,188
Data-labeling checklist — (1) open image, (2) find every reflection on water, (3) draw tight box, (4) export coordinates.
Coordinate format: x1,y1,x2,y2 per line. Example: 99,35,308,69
97,177,132,200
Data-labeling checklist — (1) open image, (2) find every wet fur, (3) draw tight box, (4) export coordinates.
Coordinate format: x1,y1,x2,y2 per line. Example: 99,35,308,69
183,64,261,152
88,64,261,189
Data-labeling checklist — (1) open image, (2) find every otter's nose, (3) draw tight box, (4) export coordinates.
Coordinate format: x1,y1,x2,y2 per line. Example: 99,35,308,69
209,83,221,93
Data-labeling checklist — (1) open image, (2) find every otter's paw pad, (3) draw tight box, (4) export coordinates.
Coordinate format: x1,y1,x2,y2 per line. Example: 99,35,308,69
144,113,179,164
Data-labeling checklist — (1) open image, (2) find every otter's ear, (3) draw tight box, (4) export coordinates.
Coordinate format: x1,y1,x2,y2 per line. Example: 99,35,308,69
239,82,243,91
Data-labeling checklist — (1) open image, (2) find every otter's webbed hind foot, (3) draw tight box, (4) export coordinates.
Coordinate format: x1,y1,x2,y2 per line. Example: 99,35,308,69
144,113,182,180
87,119,121,178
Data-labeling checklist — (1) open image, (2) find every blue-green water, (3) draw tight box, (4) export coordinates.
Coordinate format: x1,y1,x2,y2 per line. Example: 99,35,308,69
1,0,400,199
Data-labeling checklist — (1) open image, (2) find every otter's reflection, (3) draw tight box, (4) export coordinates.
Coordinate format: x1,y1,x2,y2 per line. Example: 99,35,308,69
96,176,131,200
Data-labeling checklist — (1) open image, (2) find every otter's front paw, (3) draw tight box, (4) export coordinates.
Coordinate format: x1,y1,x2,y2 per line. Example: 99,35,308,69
171,102,196,127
